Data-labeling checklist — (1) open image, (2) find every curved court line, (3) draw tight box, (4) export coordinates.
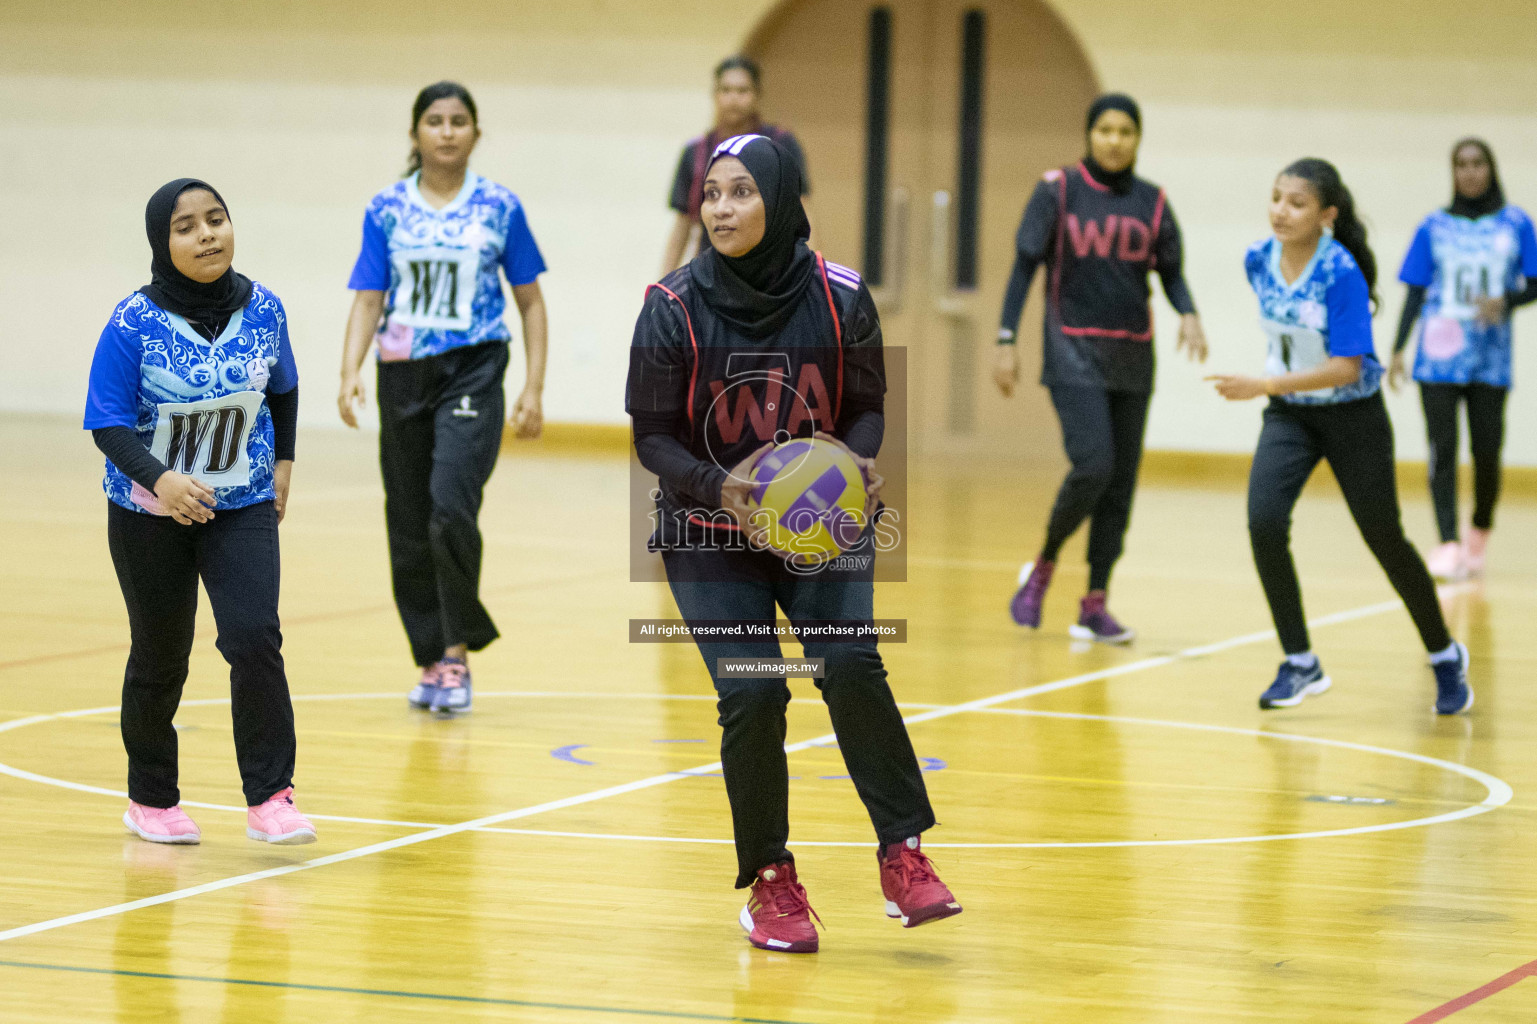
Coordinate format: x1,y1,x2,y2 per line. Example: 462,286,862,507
0,593,1502,944
0,696,1509,851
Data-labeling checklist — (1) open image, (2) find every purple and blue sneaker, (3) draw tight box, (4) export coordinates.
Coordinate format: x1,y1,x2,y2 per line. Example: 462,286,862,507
1069,592,1135,645
407,662,441,709
431,658,473,715
1432,642,1473,716
1010,560,1055,628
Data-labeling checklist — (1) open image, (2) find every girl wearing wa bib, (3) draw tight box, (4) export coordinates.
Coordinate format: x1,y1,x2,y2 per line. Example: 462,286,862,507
82,179,315,846
1389,138,1537,579
338,82,549,715
1209,159,1471,716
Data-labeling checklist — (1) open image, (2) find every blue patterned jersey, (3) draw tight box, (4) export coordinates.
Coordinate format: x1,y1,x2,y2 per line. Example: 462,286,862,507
1244,235,1382,405
1398,206,1537,387
347,173,546,361
83,283,298,514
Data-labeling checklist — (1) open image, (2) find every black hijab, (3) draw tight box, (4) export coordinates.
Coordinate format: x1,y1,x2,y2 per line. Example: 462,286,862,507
688,134,816,338
1448,137,1505,219
139,178,253,328
1082,93,1141,196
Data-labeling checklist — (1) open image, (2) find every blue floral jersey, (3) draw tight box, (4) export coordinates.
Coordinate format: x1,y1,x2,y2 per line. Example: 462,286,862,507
83,283,298,514
1244,235,1383,405
347,172,546,361
1398,206,1537,388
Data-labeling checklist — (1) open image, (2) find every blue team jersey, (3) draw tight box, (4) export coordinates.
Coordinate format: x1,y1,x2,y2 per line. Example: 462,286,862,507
1244,235,1382,406
347,172,546,361
83,283,298,514
1397,206,1537,387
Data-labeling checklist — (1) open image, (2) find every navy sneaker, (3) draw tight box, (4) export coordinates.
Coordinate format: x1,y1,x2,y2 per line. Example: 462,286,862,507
430,658,472,715
1259,659,1331,709
1432,642,1473,716
407,662,441,709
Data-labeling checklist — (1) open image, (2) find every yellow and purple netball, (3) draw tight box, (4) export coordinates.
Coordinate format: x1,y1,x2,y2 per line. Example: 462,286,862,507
746,438,868,558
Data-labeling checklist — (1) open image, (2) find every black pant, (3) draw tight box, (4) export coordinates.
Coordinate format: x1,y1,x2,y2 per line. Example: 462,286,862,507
1247,394,1451,656
378,342,508,666
1420,382,1507,543
1040,386,1151,592
106,500,295,808
662,537,935,888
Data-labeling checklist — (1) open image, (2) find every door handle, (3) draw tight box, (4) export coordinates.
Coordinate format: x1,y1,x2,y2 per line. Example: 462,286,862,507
880,186,909,315
931,190,969,319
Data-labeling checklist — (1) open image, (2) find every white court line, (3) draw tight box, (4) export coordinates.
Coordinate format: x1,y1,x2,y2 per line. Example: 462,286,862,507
0,594,1481,943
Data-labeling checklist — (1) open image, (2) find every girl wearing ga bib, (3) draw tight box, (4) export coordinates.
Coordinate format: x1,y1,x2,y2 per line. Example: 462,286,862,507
83,179,315,846
1389,138,1537,579
1209,158,1472,716
338,81,549,715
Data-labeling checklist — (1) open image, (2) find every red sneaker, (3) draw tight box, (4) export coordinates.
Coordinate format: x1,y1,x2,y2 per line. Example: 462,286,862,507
739,861,821,953
880,836,962,927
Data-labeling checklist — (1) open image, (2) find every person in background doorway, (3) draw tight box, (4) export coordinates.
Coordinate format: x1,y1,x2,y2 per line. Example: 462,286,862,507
659,55,813,278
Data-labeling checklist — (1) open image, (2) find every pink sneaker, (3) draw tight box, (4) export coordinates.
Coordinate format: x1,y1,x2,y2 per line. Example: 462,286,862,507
1463,528,1490,577
123,801,201,845
246,787,317,845
1426,540,1465,581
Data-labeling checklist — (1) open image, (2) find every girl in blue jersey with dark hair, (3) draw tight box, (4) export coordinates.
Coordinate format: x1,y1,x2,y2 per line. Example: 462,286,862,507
338,81,550,715
84,178,316,846
1209,158,1472,715
1389,138,1537,580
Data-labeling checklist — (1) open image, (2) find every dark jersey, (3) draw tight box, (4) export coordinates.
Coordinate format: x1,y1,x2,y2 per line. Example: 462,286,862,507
669,125,811,257
626,256,881,546
998,163,1195,393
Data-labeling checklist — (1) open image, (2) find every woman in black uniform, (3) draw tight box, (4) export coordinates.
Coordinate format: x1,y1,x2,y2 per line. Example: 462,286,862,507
996,93,1208,643
659,56,813,277
627,134,959,954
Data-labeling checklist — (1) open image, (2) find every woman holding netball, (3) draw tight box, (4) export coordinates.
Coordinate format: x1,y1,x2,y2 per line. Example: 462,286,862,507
1209,158,1473,715
339,81,549,715
1389,138,1537,580
626,134,960,954
84,178,315,844
996,93,1208,644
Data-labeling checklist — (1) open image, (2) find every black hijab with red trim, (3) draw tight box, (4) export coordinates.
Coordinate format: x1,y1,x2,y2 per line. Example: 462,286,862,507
688,134,816,338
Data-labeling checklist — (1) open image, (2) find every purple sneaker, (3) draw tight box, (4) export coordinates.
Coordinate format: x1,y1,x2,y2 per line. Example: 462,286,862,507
1069,591,1134,645
1009,560,1055,628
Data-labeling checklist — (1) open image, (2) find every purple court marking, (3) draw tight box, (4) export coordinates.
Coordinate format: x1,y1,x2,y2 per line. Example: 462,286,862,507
821,757,944,782
550,744,595,766
651,738,706,744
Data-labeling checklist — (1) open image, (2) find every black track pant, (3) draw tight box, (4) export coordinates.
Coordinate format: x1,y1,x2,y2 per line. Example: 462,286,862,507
662,536,936,888
107,500,295,808
1247,393,1451,656
1040,386,1151,592
378,342,508,667
1419,382,1507,543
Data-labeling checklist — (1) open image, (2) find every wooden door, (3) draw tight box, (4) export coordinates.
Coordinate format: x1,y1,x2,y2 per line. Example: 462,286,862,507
747,0,1098,460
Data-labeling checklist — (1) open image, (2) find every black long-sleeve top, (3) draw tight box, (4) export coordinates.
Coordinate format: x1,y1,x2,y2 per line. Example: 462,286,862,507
626,263,885,547
997,163,1196,393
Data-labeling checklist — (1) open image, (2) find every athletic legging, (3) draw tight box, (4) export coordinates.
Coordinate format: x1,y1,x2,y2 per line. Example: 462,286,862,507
1419,382,1507,543
1040,386,1150,592
1248,393,1451,656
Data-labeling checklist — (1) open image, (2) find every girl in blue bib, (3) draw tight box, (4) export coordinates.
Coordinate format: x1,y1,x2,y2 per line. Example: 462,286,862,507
338,82,550,714
1389,138,1537,579
1208,159,1471,716
83,179,315,845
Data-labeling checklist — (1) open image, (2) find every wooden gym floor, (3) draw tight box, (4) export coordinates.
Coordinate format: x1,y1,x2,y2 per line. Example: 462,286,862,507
1,412,1533,1023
